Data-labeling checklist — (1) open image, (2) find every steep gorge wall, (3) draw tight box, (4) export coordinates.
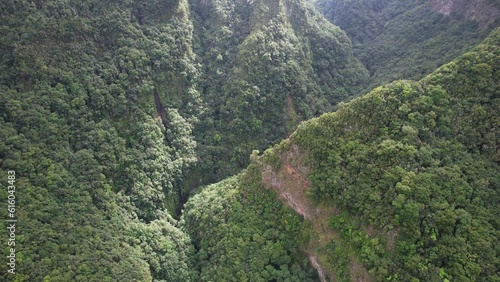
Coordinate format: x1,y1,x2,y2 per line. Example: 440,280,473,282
314,0,495,87
188,0,369,184
429,0,500,27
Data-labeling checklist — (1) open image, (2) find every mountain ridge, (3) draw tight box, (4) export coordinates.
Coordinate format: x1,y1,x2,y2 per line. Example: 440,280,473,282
429,0,500,27
0,0,498,281
188,0,369,185
314,0,495,87
183,28,499,281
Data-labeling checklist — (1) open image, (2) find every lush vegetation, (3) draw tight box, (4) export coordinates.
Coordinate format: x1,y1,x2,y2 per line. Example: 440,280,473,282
182,172,318,281
189,0,369,184
0,0,200,280
274,28,498,281
181,28,499,282
0,0,366,280
0,0,498,281
315,0,493,87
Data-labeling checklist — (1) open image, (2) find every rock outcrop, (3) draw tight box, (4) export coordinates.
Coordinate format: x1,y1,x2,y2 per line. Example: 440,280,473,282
429,0,500,27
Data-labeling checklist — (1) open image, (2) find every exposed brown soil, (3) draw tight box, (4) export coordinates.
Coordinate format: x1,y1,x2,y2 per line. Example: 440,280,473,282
261,144,374,282
309,253,328,282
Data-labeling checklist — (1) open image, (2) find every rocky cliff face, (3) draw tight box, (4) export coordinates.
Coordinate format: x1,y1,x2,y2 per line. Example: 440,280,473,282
429,0,500,27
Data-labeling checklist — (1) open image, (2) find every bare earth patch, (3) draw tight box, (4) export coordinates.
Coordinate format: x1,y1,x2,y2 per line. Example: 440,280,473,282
261,144,374,282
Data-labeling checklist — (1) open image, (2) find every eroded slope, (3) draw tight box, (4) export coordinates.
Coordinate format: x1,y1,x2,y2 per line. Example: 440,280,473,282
185,28,499,282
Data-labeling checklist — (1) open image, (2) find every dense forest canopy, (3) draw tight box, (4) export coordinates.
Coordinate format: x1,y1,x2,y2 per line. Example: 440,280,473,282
184,29,499,281
0,0,498,281
288,29,500,280
1,0,200,280
189,0,368,185
314,0,497,87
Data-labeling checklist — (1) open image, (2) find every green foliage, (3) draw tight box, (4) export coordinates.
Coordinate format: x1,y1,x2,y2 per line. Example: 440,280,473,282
190,0,369,184
1,0,498,280
292,29,500,281
0,0,199,280
315,0,492,88
126,212,198,281
182,171,318,281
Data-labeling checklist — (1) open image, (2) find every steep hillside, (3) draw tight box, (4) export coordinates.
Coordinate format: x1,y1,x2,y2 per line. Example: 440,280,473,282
184,29,499,281
182,173,320,281
188,0,369,184
314,0,496,87
0,0,200,280
0,0,369,279
429,0,500,27
1,0,498,281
